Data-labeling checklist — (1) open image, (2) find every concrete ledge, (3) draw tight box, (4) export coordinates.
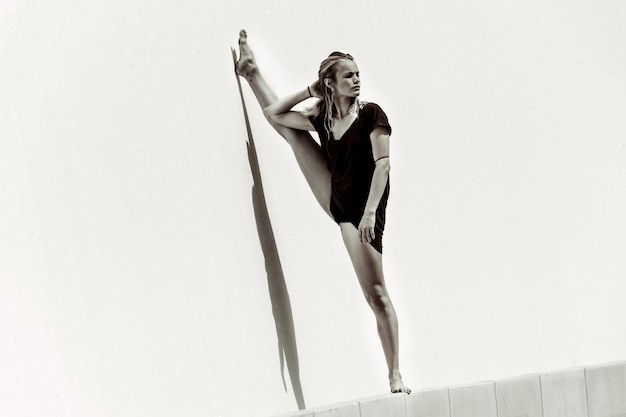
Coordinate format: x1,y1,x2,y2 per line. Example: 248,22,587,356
406,388,450,417
449,381,497,417
313,401,360,417
540,366,588,417
586,362,626,417
271,361,626,417
359,393,406,417
495,374,542,417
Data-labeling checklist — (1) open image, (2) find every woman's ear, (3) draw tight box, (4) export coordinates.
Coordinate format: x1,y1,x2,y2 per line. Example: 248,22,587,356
324,77,332,89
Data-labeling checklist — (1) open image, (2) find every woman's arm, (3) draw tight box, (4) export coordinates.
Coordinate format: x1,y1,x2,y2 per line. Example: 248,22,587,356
358,126,391,245
263,83,318,131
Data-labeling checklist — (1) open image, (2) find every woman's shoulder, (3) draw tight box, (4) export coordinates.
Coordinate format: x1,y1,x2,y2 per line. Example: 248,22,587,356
358,101,390,118
358,101,387,115
358,101,392,134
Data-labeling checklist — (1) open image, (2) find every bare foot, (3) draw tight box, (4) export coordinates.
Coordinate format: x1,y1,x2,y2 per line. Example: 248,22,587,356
390,374,411,394
235,29,258,80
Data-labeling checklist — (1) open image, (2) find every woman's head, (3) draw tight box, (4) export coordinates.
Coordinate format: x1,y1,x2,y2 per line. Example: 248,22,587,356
318,52,361,100
315,52,361,134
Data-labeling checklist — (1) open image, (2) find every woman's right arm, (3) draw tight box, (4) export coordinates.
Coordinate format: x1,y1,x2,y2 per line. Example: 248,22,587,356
263,83,318,131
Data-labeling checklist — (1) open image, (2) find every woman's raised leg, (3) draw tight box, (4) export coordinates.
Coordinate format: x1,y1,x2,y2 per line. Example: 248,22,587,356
339,222,411,394
235,30,332,218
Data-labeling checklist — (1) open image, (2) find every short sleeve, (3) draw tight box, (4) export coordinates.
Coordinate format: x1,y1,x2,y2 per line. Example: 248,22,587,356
361,103,392,136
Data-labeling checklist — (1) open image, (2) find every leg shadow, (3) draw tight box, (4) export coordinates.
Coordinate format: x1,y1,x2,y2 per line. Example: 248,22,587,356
232,49,306,410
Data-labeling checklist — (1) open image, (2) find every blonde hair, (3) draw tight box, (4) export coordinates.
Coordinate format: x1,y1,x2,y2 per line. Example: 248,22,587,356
303,52,360,136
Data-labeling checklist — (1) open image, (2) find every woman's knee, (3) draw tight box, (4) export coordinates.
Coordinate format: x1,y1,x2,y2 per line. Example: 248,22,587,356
265,119,290,141
365,284,392,314
266,121,309,148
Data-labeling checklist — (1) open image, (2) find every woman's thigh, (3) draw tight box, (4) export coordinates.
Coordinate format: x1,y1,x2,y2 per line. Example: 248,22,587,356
288,131,332,218
241,68,331,216
339,222,386,293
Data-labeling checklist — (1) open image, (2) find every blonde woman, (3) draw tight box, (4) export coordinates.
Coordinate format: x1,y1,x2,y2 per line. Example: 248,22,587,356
235,30,410,394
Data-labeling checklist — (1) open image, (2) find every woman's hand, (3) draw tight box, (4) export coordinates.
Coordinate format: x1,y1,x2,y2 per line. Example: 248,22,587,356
358,211,376,245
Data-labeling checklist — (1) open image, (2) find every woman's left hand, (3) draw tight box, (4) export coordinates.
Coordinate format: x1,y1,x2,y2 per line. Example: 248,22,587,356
358,212,376,245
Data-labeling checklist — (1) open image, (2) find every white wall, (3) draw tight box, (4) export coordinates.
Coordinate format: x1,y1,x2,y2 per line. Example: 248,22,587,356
1,1,625,416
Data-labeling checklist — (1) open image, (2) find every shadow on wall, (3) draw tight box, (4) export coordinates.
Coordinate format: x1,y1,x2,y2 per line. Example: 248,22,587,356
231,49,306,410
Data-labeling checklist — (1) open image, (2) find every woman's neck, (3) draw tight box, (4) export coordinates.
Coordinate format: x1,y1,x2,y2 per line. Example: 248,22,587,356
335,97,353,119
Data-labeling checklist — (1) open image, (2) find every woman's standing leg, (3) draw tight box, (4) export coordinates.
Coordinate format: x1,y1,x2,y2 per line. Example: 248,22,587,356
339,222,411,394
235,30,332,218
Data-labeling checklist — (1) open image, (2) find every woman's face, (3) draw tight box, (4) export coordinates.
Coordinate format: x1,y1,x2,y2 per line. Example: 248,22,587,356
329,59,360,98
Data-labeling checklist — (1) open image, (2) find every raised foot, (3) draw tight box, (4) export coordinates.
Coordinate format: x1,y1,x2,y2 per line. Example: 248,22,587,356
390,376,411,394
234,29,258,79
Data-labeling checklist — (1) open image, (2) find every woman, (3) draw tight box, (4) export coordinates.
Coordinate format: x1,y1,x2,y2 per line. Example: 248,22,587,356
235,30,410,395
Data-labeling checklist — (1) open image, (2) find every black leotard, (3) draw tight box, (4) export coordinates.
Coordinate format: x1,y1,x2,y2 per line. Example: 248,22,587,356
309,102,392,253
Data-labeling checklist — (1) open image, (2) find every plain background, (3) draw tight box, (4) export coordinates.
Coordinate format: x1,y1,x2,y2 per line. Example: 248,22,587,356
2,1,625,416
